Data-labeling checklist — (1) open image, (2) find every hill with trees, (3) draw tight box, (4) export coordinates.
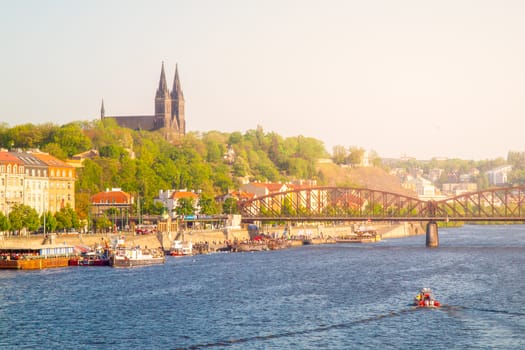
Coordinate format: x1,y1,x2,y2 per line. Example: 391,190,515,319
0,121,329,220
3,119,524,227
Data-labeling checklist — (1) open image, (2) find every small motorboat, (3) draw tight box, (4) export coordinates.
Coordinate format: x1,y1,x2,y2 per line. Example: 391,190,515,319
414,288,441,308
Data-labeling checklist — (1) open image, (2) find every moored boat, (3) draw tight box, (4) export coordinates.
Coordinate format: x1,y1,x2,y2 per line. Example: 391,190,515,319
231,241,268,252
68,250,110,266
414,288,441,308
169,240,193,256
335,231,381,243
267,239,292,250
0,245,75,270
110,246,165,267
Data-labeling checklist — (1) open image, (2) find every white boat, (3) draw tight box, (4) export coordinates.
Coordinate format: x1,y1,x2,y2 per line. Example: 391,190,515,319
110,246,165,267
169,240,193,256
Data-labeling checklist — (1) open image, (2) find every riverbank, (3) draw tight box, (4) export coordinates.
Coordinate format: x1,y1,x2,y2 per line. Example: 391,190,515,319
0,222,426,253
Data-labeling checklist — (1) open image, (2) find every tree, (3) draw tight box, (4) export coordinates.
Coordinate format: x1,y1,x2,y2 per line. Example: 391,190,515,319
175,197,196,216
199,194,220,215
222,197,239,214
41,211,57,233
94,215,112,233
332,145,348,165
0,212,9,232
347,146,365,167
8,204,40,235
50,122,92,157
55,208,72,232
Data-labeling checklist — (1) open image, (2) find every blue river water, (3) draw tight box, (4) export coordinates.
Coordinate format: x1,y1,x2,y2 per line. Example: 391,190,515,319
0,225,524,349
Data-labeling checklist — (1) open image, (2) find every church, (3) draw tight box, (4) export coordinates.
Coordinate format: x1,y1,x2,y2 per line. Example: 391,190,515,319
101,62,185,140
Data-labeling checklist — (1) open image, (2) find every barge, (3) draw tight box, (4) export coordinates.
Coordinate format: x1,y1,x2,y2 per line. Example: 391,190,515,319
0,244,75,270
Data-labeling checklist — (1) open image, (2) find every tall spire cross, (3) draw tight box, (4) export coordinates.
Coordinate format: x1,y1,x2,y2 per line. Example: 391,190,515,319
156,61,169,98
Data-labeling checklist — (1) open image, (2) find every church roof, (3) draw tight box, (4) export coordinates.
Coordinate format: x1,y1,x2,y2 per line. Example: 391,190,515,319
104,115,156,130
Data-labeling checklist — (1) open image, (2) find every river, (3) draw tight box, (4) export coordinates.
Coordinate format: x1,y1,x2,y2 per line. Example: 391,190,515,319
0,225,523,349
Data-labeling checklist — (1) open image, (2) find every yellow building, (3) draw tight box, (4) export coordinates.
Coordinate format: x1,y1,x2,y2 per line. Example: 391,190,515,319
31,151,75,213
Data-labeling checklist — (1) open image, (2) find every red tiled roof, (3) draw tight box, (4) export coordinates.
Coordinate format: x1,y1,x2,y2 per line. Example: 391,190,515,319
31,152,72,167
91,190,131,204
251,182,286,192
0,152,23,164
172,191,199,199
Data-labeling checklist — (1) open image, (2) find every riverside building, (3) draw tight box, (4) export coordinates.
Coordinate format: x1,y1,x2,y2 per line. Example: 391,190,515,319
0,150,75,215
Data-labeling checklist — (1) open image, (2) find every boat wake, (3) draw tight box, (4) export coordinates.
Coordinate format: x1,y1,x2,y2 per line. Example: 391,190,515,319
174,305,525,349
173,308,415,350
458,306,525,317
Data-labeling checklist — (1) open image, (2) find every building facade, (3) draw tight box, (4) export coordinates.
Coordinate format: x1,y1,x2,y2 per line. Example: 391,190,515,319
154,189,200,218
101,62,186,141
10,151,49,215
90,188,133,231
0,150,75,215
31,151,76,214
0,152,25,215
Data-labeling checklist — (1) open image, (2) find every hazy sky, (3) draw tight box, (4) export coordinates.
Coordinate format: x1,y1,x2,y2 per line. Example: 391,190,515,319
1,0,524,160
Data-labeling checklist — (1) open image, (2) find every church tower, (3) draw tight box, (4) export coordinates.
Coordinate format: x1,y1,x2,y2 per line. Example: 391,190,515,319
99,62,185,140
171,64,185,137
154,62,171,130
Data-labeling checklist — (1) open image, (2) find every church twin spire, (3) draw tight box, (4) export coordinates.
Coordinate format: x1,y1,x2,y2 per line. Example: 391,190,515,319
172,64,184,100
156,62,170,98
100,62,185,139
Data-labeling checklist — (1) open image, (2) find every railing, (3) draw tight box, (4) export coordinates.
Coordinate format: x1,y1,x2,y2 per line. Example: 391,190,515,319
239,186,525,222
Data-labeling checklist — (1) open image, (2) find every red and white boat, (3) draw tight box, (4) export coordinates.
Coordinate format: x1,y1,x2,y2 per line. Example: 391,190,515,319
169,240,193,256
414,288,441,308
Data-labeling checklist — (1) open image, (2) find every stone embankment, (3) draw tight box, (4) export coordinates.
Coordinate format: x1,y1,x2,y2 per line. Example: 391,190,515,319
0,222,425,252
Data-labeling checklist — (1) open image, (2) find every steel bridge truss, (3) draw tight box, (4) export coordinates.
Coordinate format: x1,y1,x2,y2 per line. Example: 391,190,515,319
239,186,525,221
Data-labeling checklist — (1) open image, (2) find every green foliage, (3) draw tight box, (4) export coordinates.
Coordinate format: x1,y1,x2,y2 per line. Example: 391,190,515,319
332,145,348,165
199,194,220,215
50,123,93,157
94,215,112,232
175,197,196,216
281,197,296,216
0,211,10,231
222,197,239,214
42,211,57,233
8,204,40,233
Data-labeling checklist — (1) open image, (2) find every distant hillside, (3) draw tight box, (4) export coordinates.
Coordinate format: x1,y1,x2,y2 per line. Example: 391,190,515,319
317,163,416,197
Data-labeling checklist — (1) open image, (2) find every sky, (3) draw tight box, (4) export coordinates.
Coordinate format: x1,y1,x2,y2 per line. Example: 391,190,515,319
1,0,525,160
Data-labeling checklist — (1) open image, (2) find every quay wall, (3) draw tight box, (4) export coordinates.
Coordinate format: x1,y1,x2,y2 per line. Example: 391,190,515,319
0,222,425,251
0,233,164,250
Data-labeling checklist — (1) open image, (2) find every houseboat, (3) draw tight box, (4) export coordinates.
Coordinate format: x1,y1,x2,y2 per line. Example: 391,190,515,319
0,244,75,270
110,246,165,267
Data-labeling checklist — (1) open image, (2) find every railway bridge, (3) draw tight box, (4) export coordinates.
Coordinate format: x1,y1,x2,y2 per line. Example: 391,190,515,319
239,186,525,247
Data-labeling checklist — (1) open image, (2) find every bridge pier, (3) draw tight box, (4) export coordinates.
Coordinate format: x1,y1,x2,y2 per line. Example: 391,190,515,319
426,221,439,248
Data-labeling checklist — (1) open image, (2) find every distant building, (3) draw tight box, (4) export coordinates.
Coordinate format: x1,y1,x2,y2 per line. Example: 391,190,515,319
442,182,478,196
486,165,512,186
9,150,48,215
240,182,288,198
0,150,76,215
154,189,200,218
67,149,100,168
0,152,25,215
90,188,133,231
30,151,76,214
101,62,186,141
